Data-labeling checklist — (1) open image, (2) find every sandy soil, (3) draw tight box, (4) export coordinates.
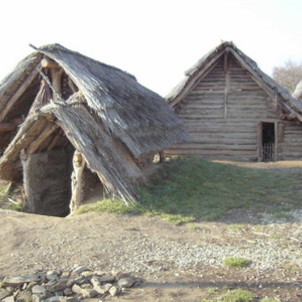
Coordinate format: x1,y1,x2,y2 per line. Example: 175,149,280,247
0,162,302,301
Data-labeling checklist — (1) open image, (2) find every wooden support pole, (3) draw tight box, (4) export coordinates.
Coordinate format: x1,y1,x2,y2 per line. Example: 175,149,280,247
50,68,64,102
274,121,278,161
69,151,86,214
47,129,62,151
27,123,58,154
159,151,165,163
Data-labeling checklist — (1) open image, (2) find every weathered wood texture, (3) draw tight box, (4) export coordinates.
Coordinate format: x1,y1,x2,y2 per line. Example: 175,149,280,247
168,54,302,161
278,122,302,160
21,149,72,217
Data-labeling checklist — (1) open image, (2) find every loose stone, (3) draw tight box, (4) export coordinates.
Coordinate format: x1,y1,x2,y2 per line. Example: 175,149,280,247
118,277,135,288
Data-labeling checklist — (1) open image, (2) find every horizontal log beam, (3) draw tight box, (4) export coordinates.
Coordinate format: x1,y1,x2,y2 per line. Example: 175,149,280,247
0,123,16,132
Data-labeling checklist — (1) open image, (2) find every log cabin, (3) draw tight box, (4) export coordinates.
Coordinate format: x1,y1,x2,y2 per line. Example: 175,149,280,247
166,41,302,162
0,44,187,216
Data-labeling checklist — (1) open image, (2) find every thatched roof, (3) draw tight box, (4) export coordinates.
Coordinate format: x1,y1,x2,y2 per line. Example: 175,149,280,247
0,44,187,201
1,44,186,156
167,41,302,121
293,80,302,101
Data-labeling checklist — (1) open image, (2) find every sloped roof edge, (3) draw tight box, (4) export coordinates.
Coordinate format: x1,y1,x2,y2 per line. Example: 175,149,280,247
0,44,188,157
167,41,302,121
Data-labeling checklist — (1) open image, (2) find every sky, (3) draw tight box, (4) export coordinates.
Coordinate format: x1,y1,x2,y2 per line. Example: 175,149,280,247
0,0,301,97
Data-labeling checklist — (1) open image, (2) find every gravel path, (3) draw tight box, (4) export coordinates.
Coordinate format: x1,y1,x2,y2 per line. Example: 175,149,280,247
1,209,302,275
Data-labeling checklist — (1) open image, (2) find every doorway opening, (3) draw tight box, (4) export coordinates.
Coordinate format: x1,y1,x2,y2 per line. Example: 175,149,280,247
261,122,275,162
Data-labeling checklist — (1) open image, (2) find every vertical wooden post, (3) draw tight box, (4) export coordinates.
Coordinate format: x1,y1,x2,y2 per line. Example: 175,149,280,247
50,68,64,102
69,150,86,214
159,151,165,163
223,50,230,119
274,121,278,161
257,122,263,162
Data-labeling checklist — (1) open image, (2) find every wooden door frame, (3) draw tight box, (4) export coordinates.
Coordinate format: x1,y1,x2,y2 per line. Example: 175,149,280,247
257,120,278,162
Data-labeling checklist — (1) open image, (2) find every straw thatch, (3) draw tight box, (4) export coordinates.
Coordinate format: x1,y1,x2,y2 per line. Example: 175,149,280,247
0,44,187,209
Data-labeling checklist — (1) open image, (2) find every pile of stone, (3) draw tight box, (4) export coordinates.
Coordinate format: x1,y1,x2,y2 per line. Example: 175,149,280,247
0,266,137,302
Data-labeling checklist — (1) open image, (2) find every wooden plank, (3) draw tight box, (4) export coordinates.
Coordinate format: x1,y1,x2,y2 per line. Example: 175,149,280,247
169,144,256,151
27,123,59,154
0,123,16,132
170,51,225,106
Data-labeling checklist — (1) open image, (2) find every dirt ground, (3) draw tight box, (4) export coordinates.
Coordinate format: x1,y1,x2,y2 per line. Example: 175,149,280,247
0,161,302,301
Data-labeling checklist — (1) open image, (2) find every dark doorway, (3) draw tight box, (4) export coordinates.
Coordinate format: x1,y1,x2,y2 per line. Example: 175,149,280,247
262,122,275,162
22,148,73,217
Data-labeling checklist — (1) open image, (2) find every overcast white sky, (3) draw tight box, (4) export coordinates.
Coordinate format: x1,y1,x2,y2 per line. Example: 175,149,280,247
0,0,301,96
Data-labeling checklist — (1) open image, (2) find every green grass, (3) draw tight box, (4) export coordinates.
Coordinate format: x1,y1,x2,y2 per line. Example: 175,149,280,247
202,289,255,302
224,257,252,268
0,181,24,211
218,289,255,302
77,158,302,224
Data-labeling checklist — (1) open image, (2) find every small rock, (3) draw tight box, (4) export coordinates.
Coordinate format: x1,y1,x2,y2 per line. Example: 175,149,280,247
43,296,65,302
65,297,78,302
46,271,59,282
32,294,42,302
0,288,11,300
47,279,68,292
73,276,87,285
2,295,14,302
72,266,90,275
63,287,73,296
3,275,41,287
32,285,47,295
109,286,119,297
115,272,132,280
81,271,93,278
71,284,97,298
98,275,116,283
93,271,105,276
61,272,70,278
90,276,101,287
118,277,135,288
93,283,112,295
16,290,32,302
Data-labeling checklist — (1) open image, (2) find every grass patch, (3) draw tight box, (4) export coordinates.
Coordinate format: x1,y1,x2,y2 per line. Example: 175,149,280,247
229,225,246,232
76,199,143,215
77,158,302,225
218,289,255,302
224,257,252,268
202,289,255,302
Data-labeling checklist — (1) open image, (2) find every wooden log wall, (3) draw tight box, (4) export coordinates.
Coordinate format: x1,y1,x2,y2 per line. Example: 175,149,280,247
278,122,302,160
169,54,302,161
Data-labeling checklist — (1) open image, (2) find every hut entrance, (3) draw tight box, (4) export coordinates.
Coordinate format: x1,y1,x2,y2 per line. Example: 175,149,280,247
259,122,276,162
22,147,74,217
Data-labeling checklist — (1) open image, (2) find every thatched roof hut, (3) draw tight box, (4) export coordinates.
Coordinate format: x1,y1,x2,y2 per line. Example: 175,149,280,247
0,44,187,216
166,41,302,161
